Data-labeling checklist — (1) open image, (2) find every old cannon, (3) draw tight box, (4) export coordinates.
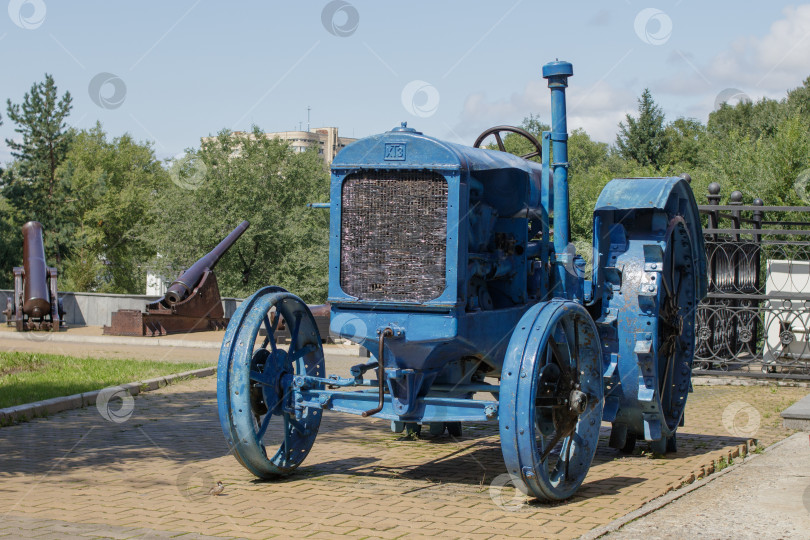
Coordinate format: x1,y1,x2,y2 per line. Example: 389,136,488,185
217,61,707,500
11,221,63,331
104,221,249,336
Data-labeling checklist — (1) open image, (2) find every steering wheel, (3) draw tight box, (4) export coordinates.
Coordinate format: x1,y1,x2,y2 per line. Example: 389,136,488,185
473,125,542,160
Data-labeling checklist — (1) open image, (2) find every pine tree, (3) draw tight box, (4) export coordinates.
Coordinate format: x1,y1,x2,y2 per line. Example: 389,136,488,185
0,112,17,289
3,74,73,262
616,88,669,170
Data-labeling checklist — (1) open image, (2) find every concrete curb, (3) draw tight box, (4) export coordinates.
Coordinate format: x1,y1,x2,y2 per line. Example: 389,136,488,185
781,392,810,430
0,330,366,356
578,436,787,540
0,367,216,426
693,375,810,388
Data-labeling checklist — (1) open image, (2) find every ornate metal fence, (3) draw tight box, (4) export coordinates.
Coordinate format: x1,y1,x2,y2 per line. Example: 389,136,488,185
695,182,810,376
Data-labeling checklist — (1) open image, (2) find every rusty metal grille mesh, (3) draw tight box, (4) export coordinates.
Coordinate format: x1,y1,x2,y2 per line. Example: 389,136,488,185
340,170,448,302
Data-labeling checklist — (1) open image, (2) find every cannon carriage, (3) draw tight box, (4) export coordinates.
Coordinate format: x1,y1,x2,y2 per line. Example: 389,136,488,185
104,221,249,336
217,61,707,500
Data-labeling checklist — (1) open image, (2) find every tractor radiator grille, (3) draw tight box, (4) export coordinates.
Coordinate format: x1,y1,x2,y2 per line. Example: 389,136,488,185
340,170,448,302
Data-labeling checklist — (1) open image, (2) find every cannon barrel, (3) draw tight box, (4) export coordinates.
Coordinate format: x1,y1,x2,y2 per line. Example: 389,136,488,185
21,221,50,318
165,220,249,305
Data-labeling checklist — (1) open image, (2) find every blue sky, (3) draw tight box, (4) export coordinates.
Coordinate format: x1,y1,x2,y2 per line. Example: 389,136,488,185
1,1,809,163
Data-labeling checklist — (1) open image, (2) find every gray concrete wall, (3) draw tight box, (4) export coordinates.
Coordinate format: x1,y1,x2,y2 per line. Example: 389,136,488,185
0,289,243,327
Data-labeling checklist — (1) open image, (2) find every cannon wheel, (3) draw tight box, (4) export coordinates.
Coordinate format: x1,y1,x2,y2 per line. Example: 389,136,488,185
217,286,324,479
499,300,604,501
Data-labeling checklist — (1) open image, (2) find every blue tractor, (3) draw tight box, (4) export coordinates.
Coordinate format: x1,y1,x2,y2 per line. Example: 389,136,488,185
217,60,707,501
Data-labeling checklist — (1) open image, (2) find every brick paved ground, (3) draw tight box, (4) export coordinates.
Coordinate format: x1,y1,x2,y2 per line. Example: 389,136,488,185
0,376,805,539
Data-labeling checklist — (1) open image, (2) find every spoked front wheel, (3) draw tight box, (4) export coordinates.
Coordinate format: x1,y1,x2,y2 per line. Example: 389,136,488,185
499,300,604,501
217,286,324,478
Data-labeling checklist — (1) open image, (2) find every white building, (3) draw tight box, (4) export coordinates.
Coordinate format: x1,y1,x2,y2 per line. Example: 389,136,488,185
205,127,357,166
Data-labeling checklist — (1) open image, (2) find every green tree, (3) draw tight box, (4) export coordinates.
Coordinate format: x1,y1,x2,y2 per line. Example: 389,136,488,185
569,128,608,178
2,74,73,262
0,192,20,289
616,88,669,169
664,117,705,169
0,114,14,288
150,127,330,302
786,76,810,119
708,97,785,142
567,129,610,242
58,124,168,293
760,116,810,205
700,82,810,206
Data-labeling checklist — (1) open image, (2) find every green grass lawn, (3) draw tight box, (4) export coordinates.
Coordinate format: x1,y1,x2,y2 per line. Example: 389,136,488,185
0,351,209,409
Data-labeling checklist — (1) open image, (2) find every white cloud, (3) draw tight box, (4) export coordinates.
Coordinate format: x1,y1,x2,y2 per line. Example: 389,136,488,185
453,79,635,144
452,5,810,146
567,81,636,143
660,4,810,96
449,80,546,142
714,4,810,89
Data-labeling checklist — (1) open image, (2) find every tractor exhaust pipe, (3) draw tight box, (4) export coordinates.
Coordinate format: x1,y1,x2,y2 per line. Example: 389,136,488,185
542,60,573,296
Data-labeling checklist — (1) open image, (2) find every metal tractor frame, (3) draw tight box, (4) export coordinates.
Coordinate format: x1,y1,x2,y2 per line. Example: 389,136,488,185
217,60,707,501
